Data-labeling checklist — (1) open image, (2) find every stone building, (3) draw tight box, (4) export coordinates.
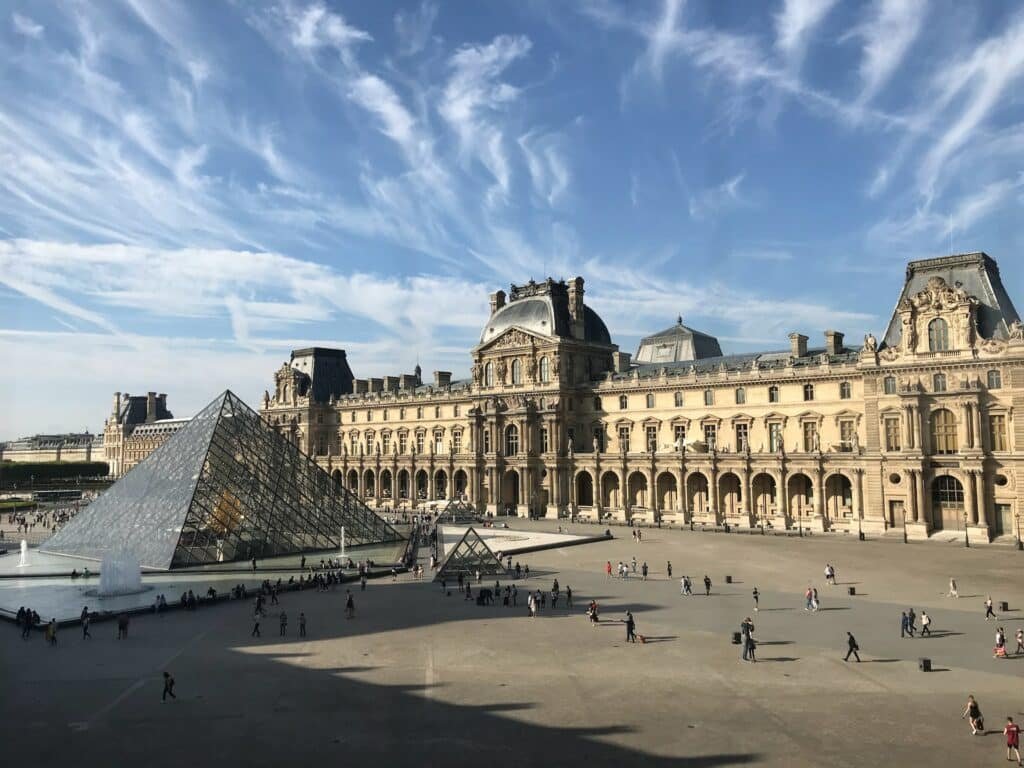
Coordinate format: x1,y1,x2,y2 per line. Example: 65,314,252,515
0,432,103,463
226,253,1023,543
103,391,186,477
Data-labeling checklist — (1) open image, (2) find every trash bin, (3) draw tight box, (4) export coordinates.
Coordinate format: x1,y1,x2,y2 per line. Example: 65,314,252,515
725,575,733,584
918,657,931,672
999,601,1009,612
847,586,856,596
731,632,742,645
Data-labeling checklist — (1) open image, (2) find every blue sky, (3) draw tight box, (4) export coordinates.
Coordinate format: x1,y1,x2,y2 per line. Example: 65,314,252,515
2,0,1023,439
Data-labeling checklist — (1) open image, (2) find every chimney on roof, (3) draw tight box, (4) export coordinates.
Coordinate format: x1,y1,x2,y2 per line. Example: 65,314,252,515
112,392,121,418
568,276,585,339
434,371,452,388
490,290,506,314
146,391,157,423
824,330,844,356
789,333,808,358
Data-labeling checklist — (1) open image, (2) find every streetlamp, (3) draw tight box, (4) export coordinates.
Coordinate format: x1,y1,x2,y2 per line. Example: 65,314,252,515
798,505,803,538
964,510,970,549
902,505,908,544
1016,510,1022,551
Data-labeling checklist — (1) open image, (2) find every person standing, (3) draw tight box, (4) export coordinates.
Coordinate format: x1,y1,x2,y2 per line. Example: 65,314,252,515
667,561,673,578
741,617,755,662
605,561,612,579
625,611,636,643
631,557,637,574
162,671,176,701
900,611,909,639
811,588,820,612
920,611,932,636
844,632,861,662
752,587,760,612
805,586,813,611
681,576,687,596
906,608,916,636
641,562,648,581
299,612,307,638
252,609,261,637
1015,628,1024,655
948,577,959,598
82,611,91,639
345,590,355,619
985,596,997,620
46,619,57,646
1005,717,1022,766
565,586,573,608
703,575,712,596
279,611,287,636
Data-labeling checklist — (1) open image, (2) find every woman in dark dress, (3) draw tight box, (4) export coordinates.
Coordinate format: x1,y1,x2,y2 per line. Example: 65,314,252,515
962,695,984,735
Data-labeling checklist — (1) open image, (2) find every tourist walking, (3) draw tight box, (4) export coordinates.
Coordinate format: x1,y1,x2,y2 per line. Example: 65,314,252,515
1005,717,1022,766
251,610,261,637
625,611,636,643
810,588,820,612
985,596,997,620
666,561,672,578
900,611,909,638
752,587,760,612
920,611,932,636
117,613,129,640
605,561,612,579
82,611,90,639
45,619,57,646
994,627,1007,658
1015,628,1024,655
948,577,959,598
962,695,984,735
279,610,287,636
805,587,813,611
641,562,648,581
703,575,711,596
566,586,572,608
906,608,917,635
162,671,176,701
345,590,355,619
844,631,861,662
683,576,693,596
631,557,637,574
299,612,307,637
741,617,755,661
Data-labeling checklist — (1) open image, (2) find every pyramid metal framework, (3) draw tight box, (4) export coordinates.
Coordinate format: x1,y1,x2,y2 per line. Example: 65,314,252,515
434,527,507,581
42,390,401,570
436,498,478,523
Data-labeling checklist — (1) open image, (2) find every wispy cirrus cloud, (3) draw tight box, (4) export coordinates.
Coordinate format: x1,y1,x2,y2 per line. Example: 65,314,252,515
11,12,43,38
688,172,746,220
394,0,439,57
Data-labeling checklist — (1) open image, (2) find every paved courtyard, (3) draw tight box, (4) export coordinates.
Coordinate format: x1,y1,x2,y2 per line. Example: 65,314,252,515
1,524,1022,767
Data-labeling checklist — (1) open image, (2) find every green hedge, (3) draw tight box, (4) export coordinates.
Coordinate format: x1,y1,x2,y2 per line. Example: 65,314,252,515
0,461,110,484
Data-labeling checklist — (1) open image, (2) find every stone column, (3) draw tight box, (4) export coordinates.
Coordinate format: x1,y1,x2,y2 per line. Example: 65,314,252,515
915,470,927,527
674,468,684,516
961,402,973,449
908,470,919,523
777,469,789,527
971,403,983,452
741,468,753,525
913,407,924,454
852,469,862,528
964,470,977,525
680,468,689,520
709,467,719,523
648,467,656,516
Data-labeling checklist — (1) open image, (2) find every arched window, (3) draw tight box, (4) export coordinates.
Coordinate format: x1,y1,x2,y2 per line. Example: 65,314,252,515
768,385,779,403
803,383,814,401
434,406,441,418
416,406,423,419
484,362,494,387
931,408,958,454
839,381,851,400
933,373,946,392
704,389,714,406
883,376,896,395
593,396,602,410
933,475,964,504
987,369,1002,389
928,318,949,351
511,359,523,385
734,387,746,405
619,395,628,410
505,424,519,456
539,356,550,383
673,391,683,407
645,393,655,408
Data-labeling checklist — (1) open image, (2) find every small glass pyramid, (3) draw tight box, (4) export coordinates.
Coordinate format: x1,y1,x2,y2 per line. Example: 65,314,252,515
42,390,401,570
435,527,507,581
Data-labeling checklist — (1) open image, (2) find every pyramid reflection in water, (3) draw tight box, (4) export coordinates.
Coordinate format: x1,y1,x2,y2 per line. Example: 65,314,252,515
42,390,400,570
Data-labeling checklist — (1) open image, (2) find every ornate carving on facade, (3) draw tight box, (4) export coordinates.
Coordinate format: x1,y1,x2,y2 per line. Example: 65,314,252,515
880,346,900,362
1009,319,1024,341
489,329,534,349
980,337,1007,355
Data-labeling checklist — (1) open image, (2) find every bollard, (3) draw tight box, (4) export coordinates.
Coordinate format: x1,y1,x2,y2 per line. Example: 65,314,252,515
725,575,733,584
731,631,742,645
847,586,856,596
918,657,931,672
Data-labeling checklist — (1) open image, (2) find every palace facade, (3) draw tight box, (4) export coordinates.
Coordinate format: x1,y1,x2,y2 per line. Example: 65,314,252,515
119,252,1024,544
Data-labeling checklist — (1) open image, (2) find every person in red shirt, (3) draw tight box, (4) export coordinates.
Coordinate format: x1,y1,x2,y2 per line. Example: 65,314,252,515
1005,717,1022,766
605,561,612,579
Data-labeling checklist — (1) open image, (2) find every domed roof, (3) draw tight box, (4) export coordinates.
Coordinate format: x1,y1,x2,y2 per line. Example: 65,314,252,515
478,280,613,346
635,316,722,363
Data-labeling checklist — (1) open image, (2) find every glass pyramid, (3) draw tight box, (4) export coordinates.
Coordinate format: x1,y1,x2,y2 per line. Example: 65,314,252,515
437,498,478,523
42,390,401,570
435,527,507,581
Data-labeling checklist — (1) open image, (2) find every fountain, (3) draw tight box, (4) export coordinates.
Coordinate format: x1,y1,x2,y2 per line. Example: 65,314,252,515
17,540,28,568
94,554,148,597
